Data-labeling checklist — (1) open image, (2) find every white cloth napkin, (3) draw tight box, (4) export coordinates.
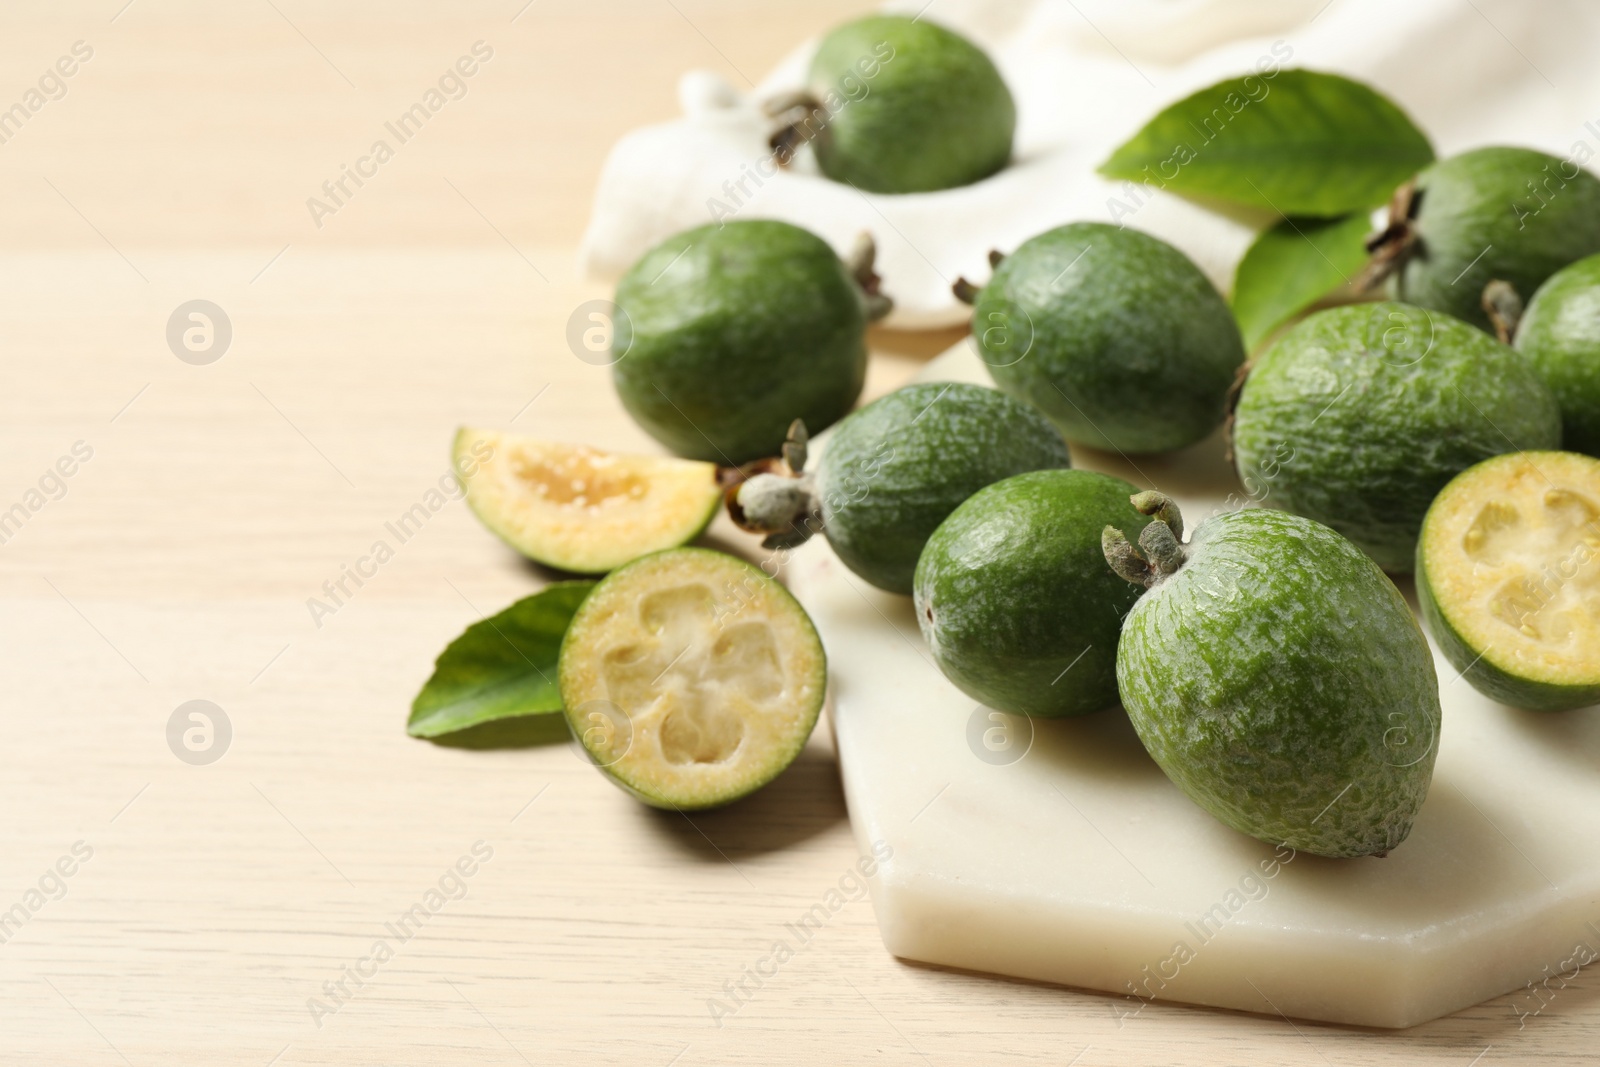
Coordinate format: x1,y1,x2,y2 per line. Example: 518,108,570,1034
579,0,1600,330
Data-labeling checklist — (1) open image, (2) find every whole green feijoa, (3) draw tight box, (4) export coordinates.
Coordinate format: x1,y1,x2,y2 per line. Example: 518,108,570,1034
612,220,877,464
1233,301,1561,572
817,382,1071,594
730,382,1072,595
1517,253,1600,456
975,223,1245,454
1105,496,1440,859
805,15,1014,193
914,469,1153,718
1390,146,1600,333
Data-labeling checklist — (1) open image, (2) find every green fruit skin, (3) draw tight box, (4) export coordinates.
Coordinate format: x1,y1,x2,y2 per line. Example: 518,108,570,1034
558,548,827,811
977,223,1246,454
817,381,1070,595
1414,457,1600,712
612,220,867,464
914,469,1153,717
1394,146,1600,333
808,15,1014,193
1117,509,1440,859
1233,302,1561,573
1516,253,1600,456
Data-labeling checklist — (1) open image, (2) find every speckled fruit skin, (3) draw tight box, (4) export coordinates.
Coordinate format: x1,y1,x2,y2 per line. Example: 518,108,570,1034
612,220,867,464
1117,508,1440,859
914,470,1152,717
1394,146,1600,333
1233,302,1561,573
1415,452,1600,712
817,382,1070,595
977,223,1245,454
1517,253,1600,456
808,15,1014,194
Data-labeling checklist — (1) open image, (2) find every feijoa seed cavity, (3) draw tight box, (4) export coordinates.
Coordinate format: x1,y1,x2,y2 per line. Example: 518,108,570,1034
558,548,827,810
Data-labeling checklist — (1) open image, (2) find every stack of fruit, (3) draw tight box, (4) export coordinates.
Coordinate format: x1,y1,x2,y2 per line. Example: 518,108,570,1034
415,15,1600,861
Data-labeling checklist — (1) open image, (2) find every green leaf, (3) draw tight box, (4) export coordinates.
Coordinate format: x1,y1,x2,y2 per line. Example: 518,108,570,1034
1100,69,1433,216
1231,212,1374,351
407,581,595,739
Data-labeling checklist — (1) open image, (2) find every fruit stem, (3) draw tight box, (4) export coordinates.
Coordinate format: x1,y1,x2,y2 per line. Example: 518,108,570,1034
951,277,982,305
1138,520,1186,576
1482,279,1524,344
1352,179,1419,293
847,232,895,322
726,421,823,549
780,419,809,475
1130,490,1184,542
764,91,827,166
729,472,821,549
1102,526,1154,588
1105,492,1188,585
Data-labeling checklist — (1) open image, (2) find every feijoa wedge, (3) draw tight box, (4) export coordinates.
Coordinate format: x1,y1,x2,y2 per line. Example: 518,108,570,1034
1417,451,1600,711
558,548,827,809
455,429,722,574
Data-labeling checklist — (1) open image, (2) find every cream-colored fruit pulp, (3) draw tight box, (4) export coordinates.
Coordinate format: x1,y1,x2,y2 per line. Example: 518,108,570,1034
1426,452,1600,685
455,429,720,573
562,552,825,806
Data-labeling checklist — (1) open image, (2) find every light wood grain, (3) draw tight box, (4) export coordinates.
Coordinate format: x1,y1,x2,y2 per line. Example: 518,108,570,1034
0,2,1594,1064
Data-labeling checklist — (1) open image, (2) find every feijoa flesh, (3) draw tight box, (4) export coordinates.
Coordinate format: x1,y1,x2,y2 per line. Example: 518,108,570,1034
558,548,827,809
454,429,721,574
1417,451,1600,711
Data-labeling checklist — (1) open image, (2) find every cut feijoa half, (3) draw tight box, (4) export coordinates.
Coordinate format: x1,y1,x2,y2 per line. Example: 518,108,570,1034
454,428,722,574
558,548,827,809
1417,451,1600,711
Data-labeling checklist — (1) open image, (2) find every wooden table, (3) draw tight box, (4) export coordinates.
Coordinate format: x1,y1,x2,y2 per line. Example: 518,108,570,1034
1,2,1592,1063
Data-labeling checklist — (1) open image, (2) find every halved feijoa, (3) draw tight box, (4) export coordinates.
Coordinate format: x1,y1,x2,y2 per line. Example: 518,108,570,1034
1417,451,1600,711
558,548,826,809
454,428,721,574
